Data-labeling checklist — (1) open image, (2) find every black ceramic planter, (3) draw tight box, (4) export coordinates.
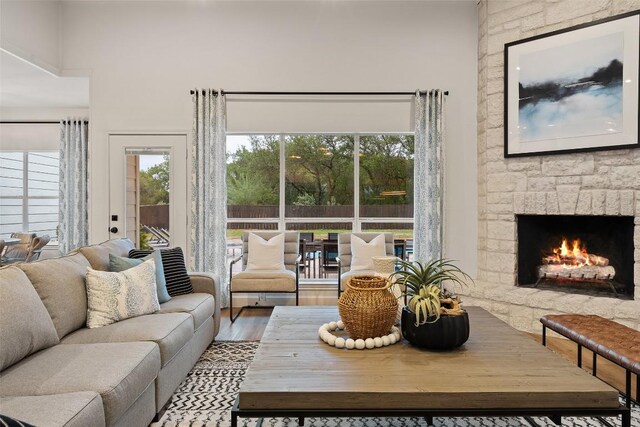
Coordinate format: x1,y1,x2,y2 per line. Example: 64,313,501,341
401,307,470,350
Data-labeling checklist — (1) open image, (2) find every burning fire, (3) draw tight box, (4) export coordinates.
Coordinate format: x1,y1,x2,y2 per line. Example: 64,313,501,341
543,238,608,268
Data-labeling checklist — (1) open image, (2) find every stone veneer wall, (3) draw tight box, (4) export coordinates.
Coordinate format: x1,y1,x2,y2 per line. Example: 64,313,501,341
466,0,640,332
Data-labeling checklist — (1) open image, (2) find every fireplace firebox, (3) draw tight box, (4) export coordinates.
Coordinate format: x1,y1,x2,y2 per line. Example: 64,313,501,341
516,215,634,298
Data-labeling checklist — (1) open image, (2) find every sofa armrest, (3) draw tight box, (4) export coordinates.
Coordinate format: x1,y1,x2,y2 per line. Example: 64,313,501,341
188,272,221,338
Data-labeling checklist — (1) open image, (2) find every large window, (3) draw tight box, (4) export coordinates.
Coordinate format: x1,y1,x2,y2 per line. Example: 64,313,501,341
227,135,279,222
0,152,60,240
226,134,414,239
285,135,354,218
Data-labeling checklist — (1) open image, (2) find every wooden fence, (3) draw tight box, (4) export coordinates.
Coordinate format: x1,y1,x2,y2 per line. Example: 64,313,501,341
140,205,169,229
227,204,413,218
140,204,414,231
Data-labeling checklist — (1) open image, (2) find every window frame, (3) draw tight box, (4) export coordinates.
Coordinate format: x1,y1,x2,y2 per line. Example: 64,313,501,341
0,151,60,243
226,132,414,232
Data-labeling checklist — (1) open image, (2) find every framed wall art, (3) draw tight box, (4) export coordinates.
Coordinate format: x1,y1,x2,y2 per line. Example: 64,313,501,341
504,10,639,158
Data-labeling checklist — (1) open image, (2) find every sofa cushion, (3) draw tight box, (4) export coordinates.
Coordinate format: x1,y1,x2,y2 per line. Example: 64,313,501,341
61,313,193,367
17,253,91,339
0,392,105,427
159,293,214,330
109,251,171,303
0,342,159,427
77,239,135,271
0,267,59,371
129,247,192,296
231,269,296,292
86,259,160,329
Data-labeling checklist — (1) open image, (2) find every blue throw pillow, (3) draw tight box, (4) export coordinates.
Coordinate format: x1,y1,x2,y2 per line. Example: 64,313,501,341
109,251,171,303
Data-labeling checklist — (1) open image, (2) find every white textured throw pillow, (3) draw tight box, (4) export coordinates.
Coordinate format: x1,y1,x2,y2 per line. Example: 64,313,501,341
246,233,286,271
350,234,387,272
86,258,160,328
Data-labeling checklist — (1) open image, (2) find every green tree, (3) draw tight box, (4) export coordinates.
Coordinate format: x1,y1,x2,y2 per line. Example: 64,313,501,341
225,135,414,209
284,135,354,206
140,156,170,205
359,135,414,205
227,136,279,205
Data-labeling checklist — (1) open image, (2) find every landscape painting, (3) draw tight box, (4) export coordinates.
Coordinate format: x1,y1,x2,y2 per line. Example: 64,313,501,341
504,11,639,158
518,32,623,142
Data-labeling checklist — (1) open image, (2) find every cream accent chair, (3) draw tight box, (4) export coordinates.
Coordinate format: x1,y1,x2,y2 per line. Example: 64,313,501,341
336,232,395,297
229,231,301,322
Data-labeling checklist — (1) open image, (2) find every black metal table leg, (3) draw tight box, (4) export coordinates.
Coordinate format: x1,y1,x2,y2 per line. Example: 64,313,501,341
542,325,546,346
625,369,631,408
622,407,631,427
425,415,434,425
592,352,597,376
577,344,582,368
298,416,304,426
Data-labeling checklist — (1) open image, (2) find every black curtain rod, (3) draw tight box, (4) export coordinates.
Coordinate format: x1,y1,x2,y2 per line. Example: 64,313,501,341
0,121,88,124
190,90,219,95
190,90,448,96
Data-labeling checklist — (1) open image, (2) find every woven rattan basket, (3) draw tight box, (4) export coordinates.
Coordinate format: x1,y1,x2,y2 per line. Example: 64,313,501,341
338,275,398,340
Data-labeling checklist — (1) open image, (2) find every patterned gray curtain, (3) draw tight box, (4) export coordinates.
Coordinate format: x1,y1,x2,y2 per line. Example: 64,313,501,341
59,119,89,254
413,90,445,264
191,89,229,306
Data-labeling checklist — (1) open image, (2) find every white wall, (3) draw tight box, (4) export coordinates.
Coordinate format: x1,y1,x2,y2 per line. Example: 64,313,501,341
59,0,478,274
0,123,59,151
0,0,61,74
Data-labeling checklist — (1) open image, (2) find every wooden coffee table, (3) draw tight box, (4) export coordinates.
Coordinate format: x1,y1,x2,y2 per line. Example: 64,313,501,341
232,306,630,426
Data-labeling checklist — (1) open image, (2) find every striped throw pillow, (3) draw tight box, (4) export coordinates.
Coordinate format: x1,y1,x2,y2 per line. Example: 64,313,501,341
0,415,36,427
129,247,193,296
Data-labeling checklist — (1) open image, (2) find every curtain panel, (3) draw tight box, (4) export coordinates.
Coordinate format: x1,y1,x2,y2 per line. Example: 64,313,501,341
59,119,89,254
413,90,445,264
191,89,229,306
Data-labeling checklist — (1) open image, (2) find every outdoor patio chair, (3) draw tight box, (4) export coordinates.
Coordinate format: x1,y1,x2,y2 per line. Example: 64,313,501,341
336,232,395,297
228,231,301,322
26,235,50,262
320,239,339,278
1,232,36,264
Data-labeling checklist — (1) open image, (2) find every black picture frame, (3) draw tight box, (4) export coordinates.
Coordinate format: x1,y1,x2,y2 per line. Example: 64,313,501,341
504,10,639,158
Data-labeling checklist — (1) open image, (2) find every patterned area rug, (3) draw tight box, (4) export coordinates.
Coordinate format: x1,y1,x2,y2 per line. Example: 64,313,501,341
153,341,639,427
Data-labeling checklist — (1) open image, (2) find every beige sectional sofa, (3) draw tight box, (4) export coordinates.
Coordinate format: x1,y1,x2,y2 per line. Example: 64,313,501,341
0,238,221,427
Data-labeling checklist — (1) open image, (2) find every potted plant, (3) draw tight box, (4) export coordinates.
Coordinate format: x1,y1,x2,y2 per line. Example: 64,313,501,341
391,259,472,350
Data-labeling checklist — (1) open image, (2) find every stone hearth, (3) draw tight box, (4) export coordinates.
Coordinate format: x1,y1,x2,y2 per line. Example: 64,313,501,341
467,0,640,333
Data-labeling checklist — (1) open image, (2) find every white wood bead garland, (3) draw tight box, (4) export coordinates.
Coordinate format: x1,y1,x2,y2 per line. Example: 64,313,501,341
318,319,401,350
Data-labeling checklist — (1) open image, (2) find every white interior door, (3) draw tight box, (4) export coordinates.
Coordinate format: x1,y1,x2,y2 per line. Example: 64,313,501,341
108,134,188,251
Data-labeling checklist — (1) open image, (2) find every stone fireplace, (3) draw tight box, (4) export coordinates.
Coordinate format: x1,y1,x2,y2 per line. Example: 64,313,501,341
516,215,635,299
470,0,640,333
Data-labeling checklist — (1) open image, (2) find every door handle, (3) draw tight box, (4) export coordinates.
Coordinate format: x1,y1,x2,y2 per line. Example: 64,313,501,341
109,227,119,234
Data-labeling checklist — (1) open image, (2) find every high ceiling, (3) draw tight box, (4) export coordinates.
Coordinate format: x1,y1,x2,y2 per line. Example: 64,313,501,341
0,50,89,109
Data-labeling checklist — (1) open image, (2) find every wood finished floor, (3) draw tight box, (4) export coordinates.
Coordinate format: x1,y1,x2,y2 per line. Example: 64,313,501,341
218,307,637,400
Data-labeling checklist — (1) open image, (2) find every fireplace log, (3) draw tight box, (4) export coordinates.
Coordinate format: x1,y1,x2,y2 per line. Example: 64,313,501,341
542,254,609,266
587,254,609,266
536,264,615,281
